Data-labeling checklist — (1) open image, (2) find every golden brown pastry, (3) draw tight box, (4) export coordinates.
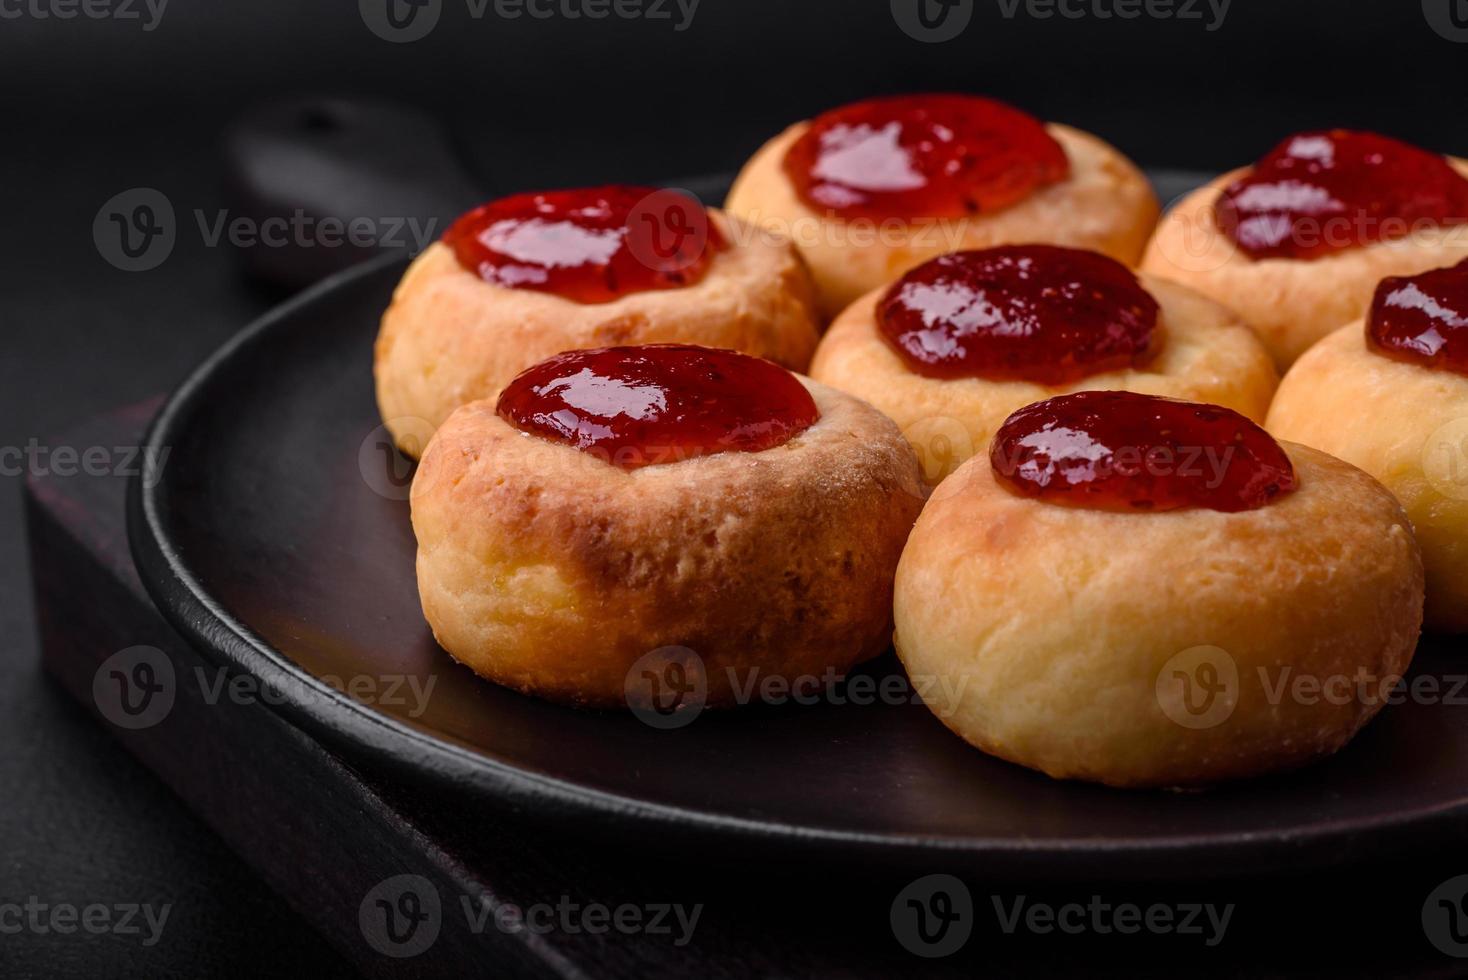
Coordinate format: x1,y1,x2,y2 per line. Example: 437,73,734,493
1142,129,1468,368
375,186,820,456
1268,260,1468,632
809,245,1277,486
895,391,1424,788
412,344,924,708
726,93,1159,319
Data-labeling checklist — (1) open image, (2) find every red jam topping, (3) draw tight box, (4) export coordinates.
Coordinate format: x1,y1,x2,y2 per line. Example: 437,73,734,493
990,391,1296,513
1368,259,1468,376
1215,130,1468,261
876,246,1159,384
443,185,724,304
496,345,819,469
782,94,1069,221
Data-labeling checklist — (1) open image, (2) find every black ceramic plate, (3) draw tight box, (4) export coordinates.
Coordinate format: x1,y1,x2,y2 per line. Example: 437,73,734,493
130,174,1468,880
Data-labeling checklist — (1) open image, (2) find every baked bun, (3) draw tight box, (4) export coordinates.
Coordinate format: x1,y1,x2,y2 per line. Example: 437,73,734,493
1141,131,1468,368
809,247,1277,486
726,95,1158,319
1268,322,1468,633
376,187,820,456
895,392,1424,788
411,345,924,708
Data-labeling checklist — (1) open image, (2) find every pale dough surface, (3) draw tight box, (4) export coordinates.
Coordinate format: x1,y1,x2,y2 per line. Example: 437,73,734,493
894,444,1423,788
375,210,821,456
412,379,925,707
1141,161,1468,369
1268,323,1468,633
809,273,1278,486
726,124,1160,319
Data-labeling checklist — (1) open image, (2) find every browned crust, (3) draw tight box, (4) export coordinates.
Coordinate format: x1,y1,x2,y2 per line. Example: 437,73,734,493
810,272,1278,486
374,209,821,456
1268,323,1468,632
894,444,1424,788
411,379,925,707
726,123,1160,319
1141,160,1468,369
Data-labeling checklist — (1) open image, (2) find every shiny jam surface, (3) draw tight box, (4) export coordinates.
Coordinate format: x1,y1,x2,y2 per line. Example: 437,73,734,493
782,94,1070,221
1215,130,1468,261
496,345,820,469
1368,259,1468,376
443,186,723,304
877,246,1160,384
989,391,1297,513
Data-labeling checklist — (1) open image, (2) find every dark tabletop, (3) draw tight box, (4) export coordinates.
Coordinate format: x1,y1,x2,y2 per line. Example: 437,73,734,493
4,2,1468,977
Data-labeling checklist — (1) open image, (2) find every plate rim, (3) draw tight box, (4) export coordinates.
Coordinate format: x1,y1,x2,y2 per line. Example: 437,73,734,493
126,247,1468,881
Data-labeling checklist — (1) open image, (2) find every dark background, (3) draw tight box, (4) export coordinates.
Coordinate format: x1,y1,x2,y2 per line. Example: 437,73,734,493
2,1,1467,976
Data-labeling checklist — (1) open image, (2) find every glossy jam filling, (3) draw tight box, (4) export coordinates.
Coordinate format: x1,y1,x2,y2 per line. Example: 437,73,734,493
1368,259,1468,376
990,391,1296,513
1215,130,1468,261
496,345,819,469
443,186,724,304
781,94,1070,221
876,246,1159,384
